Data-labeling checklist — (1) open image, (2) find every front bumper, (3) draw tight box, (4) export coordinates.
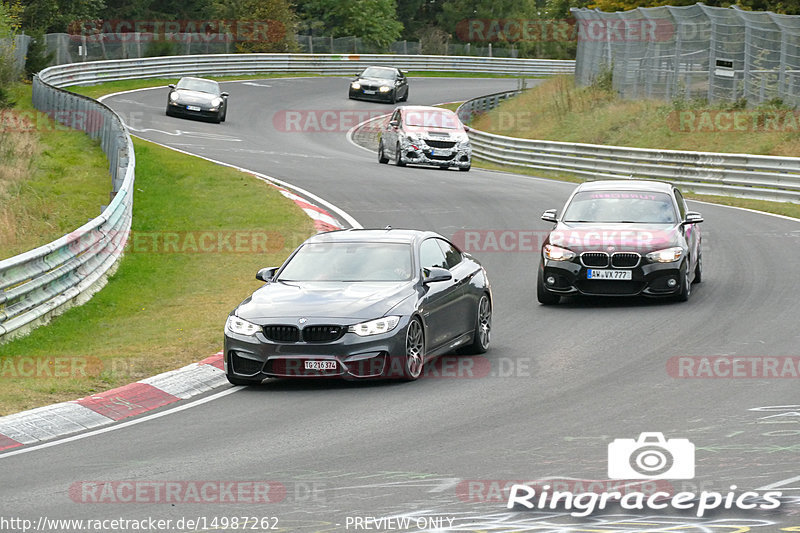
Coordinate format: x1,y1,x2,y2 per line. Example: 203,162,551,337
167,101,220,120
224,316,412,380
540,258,686,297
398,145,471,169
349,88,394,102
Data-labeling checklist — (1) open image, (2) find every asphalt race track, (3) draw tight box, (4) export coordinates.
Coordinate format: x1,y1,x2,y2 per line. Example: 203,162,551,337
1,76,799,531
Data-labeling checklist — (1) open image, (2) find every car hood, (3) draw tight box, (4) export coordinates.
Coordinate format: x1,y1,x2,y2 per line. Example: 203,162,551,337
548,223,682,253
357,76,395,85
235,280,415,322
173,89,218,103
404,125,465,137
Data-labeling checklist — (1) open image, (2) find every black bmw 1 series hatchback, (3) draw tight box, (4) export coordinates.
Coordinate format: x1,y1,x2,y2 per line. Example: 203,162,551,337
223,228,492,384
537,180,703,304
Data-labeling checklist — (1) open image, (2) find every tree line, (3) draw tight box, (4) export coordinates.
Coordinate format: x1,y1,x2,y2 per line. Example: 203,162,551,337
3,0,799,60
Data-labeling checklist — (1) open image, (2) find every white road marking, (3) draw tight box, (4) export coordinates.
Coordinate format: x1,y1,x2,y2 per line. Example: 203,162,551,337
126,126,242,142
0,387,241,459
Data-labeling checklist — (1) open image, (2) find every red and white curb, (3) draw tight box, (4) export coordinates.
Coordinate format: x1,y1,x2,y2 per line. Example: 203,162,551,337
0,184,347,453
0,353,225,451
272,184,342,233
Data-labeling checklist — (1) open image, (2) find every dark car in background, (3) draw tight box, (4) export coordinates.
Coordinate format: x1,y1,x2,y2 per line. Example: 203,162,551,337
166,76,228,123
379,106,472,171
349,66,409,103
223,228,492,385
537,180,703,304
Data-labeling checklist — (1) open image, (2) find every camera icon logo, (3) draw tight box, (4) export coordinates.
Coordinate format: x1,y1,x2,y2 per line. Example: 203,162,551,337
608,432,695,479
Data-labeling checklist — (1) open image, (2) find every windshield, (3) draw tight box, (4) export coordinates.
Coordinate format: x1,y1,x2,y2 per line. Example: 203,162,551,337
562,190,678,224
278,242,413,282
176,78,220,95
360,67,396,80
403,109,461,129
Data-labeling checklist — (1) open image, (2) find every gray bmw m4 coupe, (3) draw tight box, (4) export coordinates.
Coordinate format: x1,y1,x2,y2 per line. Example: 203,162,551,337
223,228,492,384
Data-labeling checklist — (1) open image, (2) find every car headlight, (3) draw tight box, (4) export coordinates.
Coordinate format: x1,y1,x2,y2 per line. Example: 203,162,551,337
646,247,683,263
348,316,400,337
169,92,180,102
211,97,223,108
406,133,421,145
379,86,391,93
543,244,576,261
225,315,261,336
351,82,361,89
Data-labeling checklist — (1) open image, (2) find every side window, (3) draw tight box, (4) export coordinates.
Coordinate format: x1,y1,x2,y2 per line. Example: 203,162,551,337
674,189,687,220
419,239,447,270
436,239,463,269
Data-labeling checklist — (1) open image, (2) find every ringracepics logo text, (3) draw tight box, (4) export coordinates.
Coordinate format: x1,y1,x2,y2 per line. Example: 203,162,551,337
506,433,782,517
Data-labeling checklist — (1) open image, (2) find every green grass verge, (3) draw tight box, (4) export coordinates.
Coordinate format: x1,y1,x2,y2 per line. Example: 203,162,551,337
68,71,526,100
0,137,314,415
0,83,109,259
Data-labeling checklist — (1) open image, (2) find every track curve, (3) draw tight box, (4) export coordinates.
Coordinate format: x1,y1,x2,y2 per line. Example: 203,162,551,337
1,76,799,531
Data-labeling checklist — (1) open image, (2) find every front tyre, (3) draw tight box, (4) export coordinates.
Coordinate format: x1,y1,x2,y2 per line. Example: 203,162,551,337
459,165,471,172
537,267,561,305
378,141,389,164
674,265,692,302
463,294,491,354
395,143,406,167
403,318,425,380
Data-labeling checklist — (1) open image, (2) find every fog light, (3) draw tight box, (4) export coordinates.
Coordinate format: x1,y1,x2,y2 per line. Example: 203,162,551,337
667,278,677,287
546,276,556,285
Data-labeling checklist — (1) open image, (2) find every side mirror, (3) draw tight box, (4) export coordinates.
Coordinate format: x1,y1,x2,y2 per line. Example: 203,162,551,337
683,211,704,224
423,267,452,284
221,92,229,97
168,84,176,89
389,120,399,128
463,125,471,132
541,209,558,223
256,267,279,282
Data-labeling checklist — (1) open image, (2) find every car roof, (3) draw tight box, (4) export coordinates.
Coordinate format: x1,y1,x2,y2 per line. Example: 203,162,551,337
576,179,674,193
304,228,443,245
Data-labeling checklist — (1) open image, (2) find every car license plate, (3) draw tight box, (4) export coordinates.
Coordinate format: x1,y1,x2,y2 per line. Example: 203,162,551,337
587,269,632,280
304,360,336,370
363,90,376,94
430,149,451,156
186,105,201,111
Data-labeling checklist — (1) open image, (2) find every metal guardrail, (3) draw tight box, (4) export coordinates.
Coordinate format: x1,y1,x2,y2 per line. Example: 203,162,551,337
44,53,575,87
457,92,800,203
0,77,134,340
0,54,573,341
